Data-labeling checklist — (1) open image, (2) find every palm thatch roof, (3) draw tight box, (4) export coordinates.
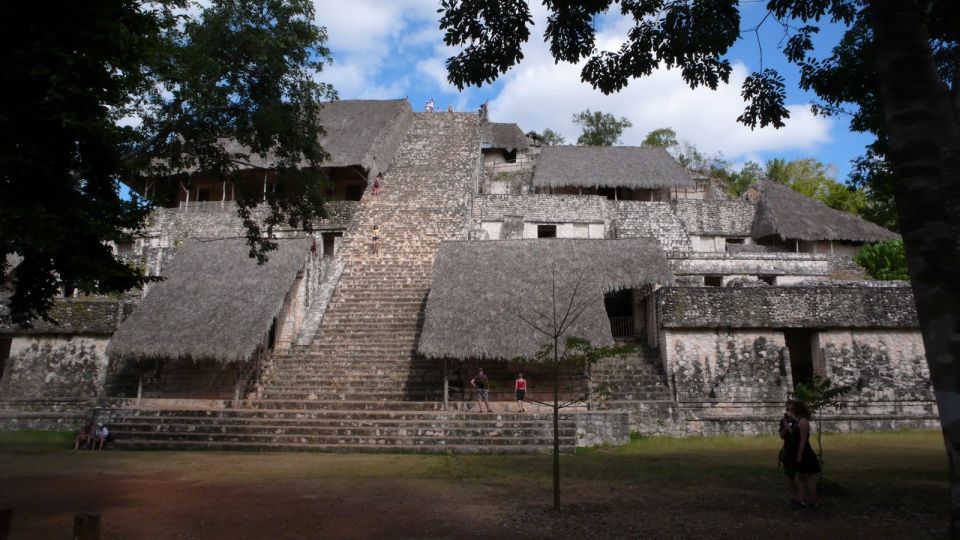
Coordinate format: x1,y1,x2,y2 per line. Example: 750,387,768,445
419,239,673,361
532,146,694,190
221,99,413,177
749,181,897,242
106,237,313,363
481,122,529,152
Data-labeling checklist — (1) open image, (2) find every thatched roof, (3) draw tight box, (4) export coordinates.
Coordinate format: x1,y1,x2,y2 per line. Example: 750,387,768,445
481,122,529,152
749,181,897,242
107,237,312,363
221,99,413,177
419,239,673,361
532,146,694,190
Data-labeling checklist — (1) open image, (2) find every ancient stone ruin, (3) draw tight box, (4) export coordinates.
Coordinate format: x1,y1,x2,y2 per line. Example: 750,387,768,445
0,99,936,452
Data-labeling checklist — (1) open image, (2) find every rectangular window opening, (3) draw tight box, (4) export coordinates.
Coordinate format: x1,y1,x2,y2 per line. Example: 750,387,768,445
537,224,557,238
704,276,723,287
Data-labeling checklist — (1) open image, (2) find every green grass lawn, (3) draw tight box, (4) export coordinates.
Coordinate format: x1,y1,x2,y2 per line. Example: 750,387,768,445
0,429,948,539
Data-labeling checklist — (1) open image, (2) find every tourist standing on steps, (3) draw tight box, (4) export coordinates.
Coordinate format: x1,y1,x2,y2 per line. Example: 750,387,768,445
425,99,435,112
515,373,527,412
371,224,380,254
372,173,382,196
471,368,491,413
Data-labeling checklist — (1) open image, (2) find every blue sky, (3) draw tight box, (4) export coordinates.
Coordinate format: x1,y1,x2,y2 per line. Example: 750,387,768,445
317,1,873,180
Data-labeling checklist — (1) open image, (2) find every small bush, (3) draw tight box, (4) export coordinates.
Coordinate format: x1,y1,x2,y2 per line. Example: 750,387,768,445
855,239,909,280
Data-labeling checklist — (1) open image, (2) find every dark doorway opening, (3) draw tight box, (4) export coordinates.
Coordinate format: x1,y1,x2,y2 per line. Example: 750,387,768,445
346,184,365,201
0,338,10,385
537,224,557,238
197,188,211,202
704,276,723,287
784,329,814,388
604,289,633,338
321,232,342,257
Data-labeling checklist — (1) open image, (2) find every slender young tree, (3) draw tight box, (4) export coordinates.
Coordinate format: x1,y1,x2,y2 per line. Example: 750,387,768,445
572,109,633,146
508,269,632,510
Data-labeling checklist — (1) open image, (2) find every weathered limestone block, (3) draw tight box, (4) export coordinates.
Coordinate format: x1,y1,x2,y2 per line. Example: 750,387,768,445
662,329,789,402
573,411,630,447
818,329,933,401
658,285,919,329
0,336,110,399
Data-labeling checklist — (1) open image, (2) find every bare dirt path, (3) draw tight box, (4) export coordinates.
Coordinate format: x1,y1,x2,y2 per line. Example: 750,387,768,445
0,432,948,539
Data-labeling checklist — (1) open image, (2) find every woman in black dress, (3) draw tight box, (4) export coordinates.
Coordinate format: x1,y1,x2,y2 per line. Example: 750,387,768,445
783,399,820,507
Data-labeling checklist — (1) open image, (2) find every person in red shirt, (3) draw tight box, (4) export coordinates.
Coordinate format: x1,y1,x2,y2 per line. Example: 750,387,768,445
515,373,527,412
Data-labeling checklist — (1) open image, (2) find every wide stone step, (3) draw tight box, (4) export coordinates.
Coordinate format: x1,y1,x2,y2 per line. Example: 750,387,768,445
113,423,576,439
112,439,570,454
113,431,575,447
101,407,577,421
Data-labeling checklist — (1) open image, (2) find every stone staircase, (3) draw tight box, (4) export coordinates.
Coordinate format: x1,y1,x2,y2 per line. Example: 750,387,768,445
100,406,579,453
591,342,673,404
613,201,693,251
262,112,480,402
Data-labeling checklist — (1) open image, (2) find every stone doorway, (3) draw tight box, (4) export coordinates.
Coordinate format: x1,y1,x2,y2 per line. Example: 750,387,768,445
784,329,815,388
604,290,633,338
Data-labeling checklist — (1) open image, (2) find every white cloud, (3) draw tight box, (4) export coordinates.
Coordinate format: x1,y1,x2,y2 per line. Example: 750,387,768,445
316,0,442,99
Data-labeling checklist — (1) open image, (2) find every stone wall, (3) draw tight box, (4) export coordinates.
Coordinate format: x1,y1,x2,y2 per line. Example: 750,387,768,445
615,400,939,437
0,335,111,399
1,298,134,335
671,199,754,236
817,329,933,401
668,252,840,278
613,201,692,251
573,411,630,447
143,201,357,244
474,194,610,224
660,329,790,402
658,285,919,329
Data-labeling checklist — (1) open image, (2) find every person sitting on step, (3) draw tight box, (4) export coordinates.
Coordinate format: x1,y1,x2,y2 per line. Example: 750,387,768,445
94,423,112,450
73,419,95,450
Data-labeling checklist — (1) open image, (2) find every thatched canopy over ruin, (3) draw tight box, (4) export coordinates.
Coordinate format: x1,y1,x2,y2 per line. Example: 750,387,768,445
481,122,529,152
419,239,673,361
749,181,897,242
532,146,694,190
221,99,413,177
107,237,312,363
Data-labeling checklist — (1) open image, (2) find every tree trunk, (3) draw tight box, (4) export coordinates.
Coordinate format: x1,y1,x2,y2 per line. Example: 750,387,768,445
553,338,561,510
868,1,960,535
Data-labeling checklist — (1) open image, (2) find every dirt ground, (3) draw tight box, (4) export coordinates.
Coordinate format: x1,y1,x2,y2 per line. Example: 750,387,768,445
0,432,949,539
